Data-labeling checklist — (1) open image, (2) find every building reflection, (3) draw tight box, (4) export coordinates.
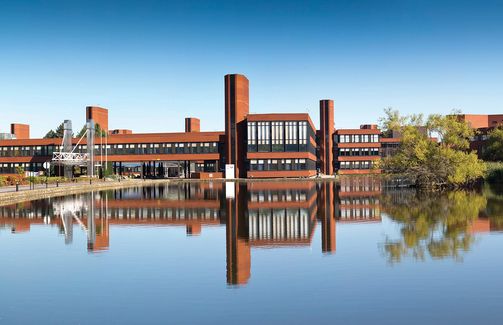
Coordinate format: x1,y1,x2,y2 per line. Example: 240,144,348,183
225,183,250,285
318,182,336,253
336,176,382,223
4,178,500,285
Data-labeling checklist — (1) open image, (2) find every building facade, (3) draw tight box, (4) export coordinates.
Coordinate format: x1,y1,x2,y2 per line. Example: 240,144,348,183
1,74,499,178
334,126,381,175
0,73,325,178
246,114,317,178
457,114,503,158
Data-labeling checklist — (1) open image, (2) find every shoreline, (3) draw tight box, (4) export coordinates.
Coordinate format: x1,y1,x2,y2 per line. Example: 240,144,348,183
0,177,339,206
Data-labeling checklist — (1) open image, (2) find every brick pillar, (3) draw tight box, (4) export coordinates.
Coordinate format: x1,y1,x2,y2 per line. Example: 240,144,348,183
224,74,249,178
185,118,200,132
86,106,109,133
10,123,30,139
319,182,336,253
319,99,334,175
225,183,250,285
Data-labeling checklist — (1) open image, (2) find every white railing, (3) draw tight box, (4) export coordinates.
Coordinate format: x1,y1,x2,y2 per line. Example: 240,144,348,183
52,152,88,166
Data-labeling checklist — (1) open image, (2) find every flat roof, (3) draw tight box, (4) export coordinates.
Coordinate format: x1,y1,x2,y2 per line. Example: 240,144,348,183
0,131,224,146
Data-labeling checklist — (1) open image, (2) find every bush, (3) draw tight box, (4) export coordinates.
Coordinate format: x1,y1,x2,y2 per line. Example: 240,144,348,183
5,175,26,186
485,162,503,183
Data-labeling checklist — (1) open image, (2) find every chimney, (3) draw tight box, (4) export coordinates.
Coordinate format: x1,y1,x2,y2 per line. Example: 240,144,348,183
185,118,201,132
86,106,109,132
10,123,30,139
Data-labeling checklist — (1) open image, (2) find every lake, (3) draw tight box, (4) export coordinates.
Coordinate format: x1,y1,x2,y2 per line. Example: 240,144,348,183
1,177,502,324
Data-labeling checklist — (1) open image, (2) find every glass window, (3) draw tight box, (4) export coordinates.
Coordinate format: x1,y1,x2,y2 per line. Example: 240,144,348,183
285,121,298,151
299,121,307,151
257,122,270,152
247,122,257,152
271,121,284,152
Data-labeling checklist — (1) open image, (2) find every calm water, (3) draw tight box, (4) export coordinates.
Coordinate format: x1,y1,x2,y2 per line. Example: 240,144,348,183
1,178,502,324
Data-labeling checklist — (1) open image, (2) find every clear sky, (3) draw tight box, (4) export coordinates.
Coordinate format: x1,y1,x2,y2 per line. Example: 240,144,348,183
1,0,502,137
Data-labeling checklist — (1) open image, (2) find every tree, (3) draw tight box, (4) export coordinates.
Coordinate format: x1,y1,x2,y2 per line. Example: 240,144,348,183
427,111,473,150
378,110,486,188
44,123,67,138
76,123,107,138
378,107,407,137
482,126,503,161
44,122,106,139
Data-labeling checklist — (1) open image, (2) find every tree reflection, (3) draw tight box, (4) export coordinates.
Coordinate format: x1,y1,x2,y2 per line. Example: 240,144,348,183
381,190,486,263
484,184,503,231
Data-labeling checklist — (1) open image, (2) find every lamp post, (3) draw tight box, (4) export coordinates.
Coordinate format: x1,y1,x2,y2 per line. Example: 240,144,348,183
43,161,50,189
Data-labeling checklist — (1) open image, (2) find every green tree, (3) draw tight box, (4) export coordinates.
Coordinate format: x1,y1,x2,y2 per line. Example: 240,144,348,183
43,123,66,138
378,110,486,188
378,107,405,137
44,122,106,139
427,111,473,150
482,127,503,161
77,123,107,138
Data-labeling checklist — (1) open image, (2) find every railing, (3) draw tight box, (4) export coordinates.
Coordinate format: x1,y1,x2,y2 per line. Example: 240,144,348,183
52,152,88,165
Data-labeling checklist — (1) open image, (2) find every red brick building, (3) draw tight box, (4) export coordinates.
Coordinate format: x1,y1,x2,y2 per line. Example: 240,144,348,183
4,73,496,178
10,123,30,140
86,106,109,132
334,127,381,175
457,114,503,157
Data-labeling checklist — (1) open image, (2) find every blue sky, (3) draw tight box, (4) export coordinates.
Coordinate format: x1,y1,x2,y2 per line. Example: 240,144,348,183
1,0,502,137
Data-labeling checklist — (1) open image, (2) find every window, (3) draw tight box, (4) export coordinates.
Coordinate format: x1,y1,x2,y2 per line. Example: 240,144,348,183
339,160,374,170
285,121,298,151
339,135,350,143
271,121,284,152
247,122,257,152
299,121,307,151
249,158,313,171
257,122,270,152
257,159,265,171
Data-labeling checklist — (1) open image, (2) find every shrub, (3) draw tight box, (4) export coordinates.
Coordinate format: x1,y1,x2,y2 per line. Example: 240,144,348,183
6,175,26,185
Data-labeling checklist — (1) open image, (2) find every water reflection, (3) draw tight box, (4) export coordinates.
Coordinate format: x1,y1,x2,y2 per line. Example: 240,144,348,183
380,190,485,263
1,178,502,286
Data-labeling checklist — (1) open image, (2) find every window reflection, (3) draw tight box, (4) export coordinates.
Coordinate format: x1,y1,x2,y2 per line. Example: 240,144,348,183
1,178,499,286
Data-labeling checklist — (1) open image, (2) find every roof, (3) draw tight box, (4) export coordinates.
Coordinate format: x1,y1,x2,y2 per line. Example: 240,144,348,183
0,131,224,146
